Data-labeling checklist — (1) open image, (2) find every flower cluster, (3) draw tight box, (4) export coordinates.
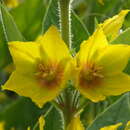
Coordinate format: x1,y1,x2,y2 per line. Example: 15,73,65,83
3,10,130,129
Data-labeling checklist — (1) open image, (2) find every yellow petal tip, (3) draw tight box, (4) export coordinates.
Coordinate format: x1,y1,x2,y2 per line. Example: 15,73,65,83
100,123,122,130
46,25,59,35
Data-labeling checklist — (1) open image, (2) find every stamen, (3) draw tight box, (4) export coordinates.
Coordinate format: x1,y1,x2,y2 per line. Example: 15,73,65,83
79,63,104,88
36,62,64,89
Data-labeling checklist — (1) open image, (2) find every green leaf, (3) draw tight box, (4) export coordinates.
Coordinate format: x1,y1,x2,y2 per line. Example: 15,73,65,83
124,60,130,75
10,0,45,40
94,17,99,30
42,0,59,32
81,0,127,33
0,23,11,69
110,28,130,45
0,3,25,69
71,11,89,51
42,0,89,52
44,107,64,130
0,4,24,41
87,94,130,130
0,97,42,130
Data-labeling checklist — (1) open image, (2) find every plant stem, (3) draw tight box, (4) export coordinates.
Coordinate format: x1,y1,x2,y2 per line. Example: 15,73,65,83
58,0,73,129
59,0,72,49
63,88,73,129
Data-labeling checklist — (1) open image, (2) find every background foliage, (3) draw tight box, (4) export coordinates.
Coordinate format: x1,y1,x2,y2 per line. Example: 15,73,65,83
0,0,130,129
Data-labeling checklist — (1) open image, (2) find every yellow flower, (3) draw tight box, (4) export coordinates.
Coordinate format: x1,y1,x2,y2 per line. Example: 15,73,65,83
99,10,130,41
27,116,45,130
39,116,45,130
4,0,19,8
98,0,104,5
74,27,130,102
100,121,130,130
3,26,72,107
100,123,122,130
27,127,31,130
0,121,15,130
0,122,5,130
67,116,85,130
125,121,130,130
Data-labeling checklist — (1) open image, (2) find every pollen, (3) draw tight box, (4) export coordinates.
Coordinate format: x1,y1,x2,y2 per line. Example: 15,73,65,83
36,62,64,89
79,63,104,88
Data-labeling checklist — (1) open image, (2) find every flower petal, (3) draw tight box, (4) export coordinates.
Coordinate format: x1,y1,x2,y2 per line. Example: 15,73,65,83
77,28,108,65
98,0,104,5
75,72,130,102
125,121,130,130
3,71,63,107
100,123,122,130
9,41,40,74
5,0,19,8
0,122,5,130
100,10,130,41
96,44,130,75
37,26,71,63
76,84,106,102
39,116,45,130
100,73,130,96
67,116,85,130
27,127,31,130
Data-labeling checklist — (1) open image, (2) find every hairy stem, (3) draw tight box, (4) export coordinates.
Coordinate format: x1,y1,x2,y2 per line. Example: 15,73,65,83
58,0,72,49
58,0,73,129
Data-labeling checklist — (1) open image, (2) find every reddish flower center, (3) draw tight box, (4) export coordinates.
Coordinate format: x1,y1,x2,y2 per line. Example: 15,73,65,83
36,62,64,89
79,63,104,88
